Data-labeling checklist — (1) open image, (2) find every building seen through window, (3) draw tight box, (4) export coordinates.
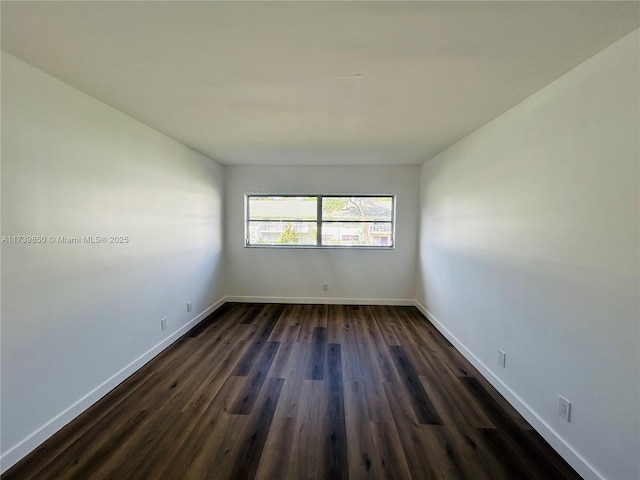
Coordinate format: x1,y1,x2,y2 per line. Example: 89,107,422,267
245,195,395,248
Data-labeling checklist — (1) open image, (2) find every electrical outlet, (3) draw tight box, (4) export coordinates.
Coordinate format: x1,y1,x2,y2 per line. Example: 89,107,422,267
498,349,506,368
558,395,571,421
187,301,192,313
161,317,167,331
322,283,329,292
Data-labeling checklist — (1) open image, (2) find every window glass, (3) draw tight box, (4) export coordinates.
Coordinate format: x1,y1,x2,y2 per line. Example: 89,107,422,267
245,195,394,248
248,196,317,220
322,197,393,221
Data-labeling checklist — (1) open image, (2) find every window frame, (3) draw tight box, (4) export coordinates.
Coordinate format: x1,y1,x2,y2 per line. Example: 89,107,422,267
244,194,396,249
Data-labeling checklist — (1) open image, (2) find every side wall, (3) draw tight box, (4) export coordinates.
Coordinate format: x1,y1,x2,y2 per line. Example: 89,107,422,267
1,53,226,470
416,30,639,480
225,165,419,304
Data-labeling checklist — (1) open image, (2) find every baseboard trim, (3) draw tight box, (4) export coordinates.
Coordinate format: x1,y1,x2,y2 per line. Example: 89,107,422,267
225,295,415,306
413,300,602,480
0,297,227,474
2,297,600,479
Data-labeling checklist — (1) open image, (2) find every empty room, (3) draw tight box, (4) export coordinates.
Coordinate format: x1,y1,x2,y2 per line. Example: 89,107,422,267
1,2,638,480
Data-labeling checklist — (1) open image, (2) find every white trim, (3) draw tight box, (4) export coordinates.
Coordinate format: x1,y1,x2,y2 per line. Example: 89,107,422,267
0,297,227,474
413,300,603,480
2,296,597,479
225,295,414,306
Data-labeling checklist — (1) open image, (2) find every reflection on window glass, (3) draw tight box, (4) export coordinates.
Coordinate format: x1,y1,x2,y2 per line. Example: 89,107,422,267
321,222,392,247
248,221,317,246
248,196,317,220
322,197,393,222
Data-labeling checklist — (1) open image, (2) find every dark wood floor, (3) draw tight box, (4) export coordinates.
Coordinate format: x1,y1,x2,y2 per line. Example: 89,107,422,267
3,303,582,480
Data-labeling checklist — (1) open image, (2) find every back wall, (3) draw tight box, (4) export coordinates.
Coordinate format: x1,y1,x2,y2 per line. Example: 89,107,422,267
225,165,419,304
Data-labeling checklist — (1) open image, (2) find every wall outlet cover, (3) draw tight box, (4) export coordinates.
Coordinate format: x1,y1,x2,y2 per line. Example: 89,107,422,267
558,395,571,422
498,349,506,368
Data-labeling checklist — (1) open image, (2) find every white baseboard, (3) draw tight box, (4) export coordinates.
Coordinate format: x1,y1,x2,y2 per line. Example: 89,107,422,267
224,295,415,306
3,297,599,479
0,297,227,474
413,300,602,480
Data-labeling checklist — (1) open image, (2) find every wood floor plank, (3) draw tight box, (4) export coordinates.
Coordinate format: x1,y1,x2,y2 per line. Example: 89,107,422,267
375,305,403,346
389,345,443,425
344,380,377,479
272,342,312,419
296,304,318,343
254,416,297,480
325,343,349,480
267,303,301,343
466,370,534,430
229,341,280,414
382,382,439,479
368,419,413,480
341,340,365,383
238,303,266,324
344,380,412,480
267,328,299,378
307,326,326,380
233,304,282,376
3,303,582,480
289,379,327,479
130,333,261,479
326,304,345,344
359,305,388,349
182,408,245,480
459,376,522,431
153,375,248,480
419,371,495,430
336,304,357,345
229,377,285,480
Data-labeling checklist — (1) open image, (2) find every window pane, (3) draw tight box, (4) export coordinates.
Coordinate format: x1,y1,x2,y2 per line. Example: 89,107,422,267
322,196,393,221
245,194,394,248
248,221,317,246
248,196,317,221
321,222,393,247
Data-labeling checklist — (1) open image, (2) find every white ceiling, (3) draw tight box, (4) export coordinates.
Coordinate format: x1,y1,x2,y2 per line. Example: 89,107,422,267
2,1,639,166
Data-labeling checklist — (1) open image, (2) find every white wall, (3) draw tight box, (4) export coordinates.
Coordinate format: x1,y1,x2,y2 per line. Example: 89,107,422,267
225,166,419,304
0,52,226,471
2,26,637,480
416,29,639,480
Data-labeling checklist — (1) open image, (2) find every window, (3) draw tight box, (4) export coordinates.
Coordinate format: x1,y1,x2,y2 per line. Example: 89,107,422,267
245,195,395,248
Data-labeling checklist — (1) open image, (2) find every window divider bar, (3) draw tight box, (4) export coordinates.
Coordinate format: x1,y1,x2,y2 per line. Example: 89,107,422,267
316,195,322,247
